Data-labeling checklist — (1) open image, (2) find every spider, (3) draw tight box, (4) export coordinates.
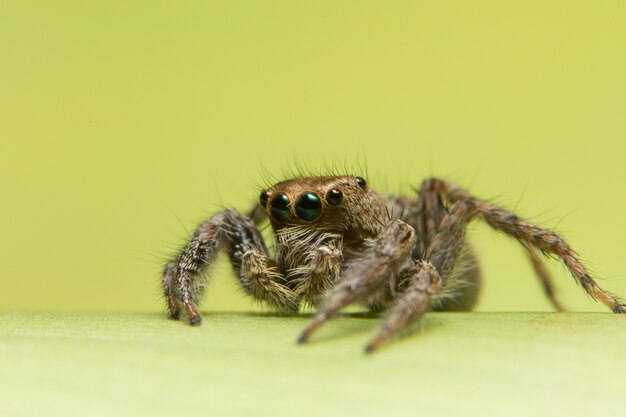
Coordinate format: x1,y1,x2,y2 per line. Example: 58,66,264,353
162,176,624,352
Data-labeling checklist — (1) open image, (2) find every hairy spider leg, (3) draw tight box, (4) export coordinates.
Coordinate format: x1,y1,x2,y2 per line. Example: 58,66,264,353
365,198,477,352
521,242,565,311
388,187,481,312
297,220,416,344
162,210,300,325
424,178,626,314
365,261,441,353
403,179,564,311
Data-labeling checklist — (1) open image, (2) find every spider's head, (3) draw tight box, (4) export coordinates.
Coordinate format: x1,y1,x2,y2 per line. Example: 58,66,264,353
258,175,383,235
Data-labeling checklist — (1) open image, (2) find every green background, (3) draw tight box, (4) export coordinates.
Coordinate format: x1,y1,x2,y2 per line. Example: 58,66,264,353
1,0,624,313
1,2,626,416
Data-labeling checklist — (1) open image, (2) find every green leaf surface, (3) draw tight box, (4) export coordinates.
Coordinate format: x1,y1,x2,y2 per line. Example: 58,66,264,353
1,312,624,417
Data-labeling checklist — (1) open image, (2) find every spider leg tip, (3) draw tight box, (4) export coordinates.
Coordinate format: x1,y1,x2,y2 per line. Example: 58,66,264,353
188,316,202,326
364,343,378,354
167,312,181,321
296,333,309,344
364,335,385,353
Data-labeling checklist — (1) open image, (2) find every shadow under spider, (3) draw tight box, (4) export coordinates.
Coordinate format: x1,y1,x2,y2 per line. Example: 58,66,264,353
200,310,383,320
199,310,384,343
186,310,447,350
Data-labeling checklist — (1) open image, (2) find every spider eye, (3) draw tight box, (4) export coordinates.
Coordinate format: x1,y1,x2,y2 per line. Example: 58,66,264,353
325,189,343,206
270,193,290,222
259,191,269,208
295,192,322,221
355,177,367,189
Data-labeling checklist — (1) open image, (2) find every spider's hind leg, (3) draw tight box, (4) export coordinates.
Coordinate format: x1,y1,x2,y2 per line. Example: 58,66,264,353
424,177,625,314
522,243,565,311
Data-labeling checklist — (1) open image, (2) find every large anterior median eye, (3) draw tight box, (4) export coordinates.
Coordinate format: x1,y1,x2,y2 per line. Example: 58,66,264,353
270,193,290,221
295,192,321,221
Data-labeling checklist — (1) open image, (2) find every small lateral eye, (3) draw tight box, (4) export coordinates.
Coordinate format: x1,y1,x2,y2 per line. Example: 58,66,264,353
325,189,343,206
270,193,290,222
259,191,269,208
355,177,367,189
295,192,322,221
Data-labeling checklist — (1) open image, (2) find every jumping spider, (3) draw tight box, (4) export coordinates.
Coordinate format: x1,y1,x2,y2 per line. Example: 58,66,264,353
162,176,625,352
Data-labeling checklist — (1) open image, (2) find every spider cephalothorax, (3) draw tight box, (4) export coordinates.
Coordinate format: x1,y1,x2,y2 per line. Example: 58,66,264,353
260,176,384,233
162,176,624,352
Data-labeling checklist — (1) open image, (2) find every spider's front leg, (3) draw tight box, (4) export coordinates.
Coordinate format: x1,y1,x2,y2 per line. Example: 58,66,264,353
162,210,300,325
364,199,477,352
299,197,478,352
364,261,441,352
297,220,417,344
